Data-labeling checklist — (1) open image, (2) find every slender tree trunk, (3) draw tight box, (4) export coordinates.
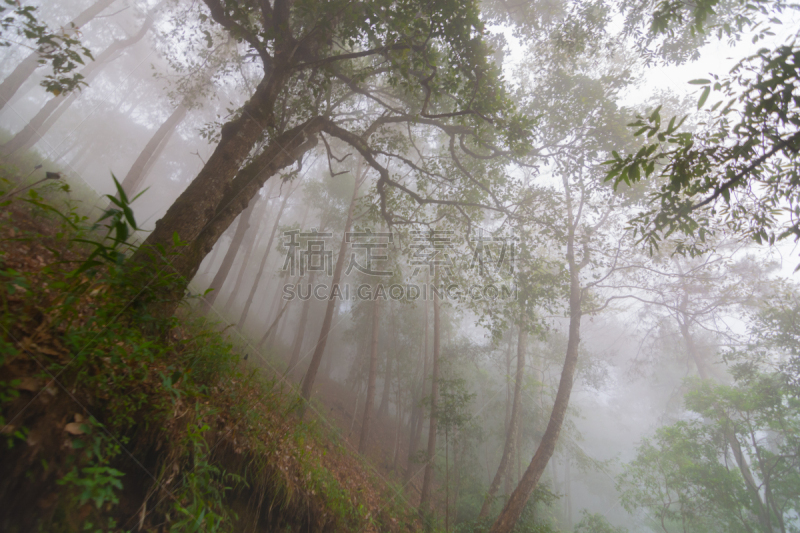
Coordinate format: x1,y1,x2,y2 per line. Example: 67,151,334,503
505,335,516,498
298,170,360,411
349,382,362,437
564,456,572,528
222,186,273,312
264,283,284,324
0,0,116,111
120,103,188,197
419,285,441,519
12,89,82,155
67,142,92,171
504,334,513,440
479,327,527,518
488,259,582,533
257,296,291,347
358,296,383,454
678,314,774,531
516,403,523,484
377,347,393,419
1,15,155,157
322,318,338,379
393,385,403,471
286,272,316,376
378,305,398,418
453,437,461,525
405,298,430,484
445,426,450,533
200,198,257,313
238,187,293,329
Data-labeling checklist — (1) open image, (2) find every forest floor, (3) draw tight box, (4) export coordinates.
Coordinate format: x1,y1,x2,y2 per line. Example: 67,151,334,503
0,161,429,532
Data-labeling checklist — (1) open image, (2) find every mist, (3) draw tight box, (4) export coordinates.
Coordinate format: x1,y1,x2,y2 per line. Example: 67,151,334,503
1,1,798,532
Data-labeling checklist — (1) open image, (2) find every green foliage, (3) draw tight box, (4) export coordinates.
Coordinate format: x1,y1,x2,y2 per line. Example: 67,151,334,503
574,511,628,533
622,0,789,65
170,421,245,533
457,485,561,533
0,172,419,532
618,361,800,532
0,0,94,96
68,174,144,277
437,374,477,434
58,420,125,532
609,6,800,259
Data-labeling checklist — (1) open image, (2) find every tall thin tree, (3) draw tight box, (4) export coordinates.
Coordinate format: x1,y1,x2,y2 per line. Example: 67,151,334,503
1,13,155,157
358,295,383,454
419,280,441,519
0,0,116,111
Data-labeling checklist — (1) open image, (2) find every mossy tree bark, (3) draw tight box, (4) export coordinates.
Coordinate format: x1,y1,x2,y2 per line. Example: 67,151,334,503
131,115,322,315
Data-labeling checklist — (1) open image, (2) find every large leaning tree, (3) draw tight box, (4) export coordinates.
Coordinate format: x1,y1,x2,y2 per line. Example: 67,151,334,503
129,0,532,316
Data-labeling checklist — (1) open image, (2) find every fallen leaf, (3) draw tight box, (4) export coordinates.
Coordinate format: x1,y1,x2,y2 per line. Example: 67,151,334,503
64,422,84,435
15,377,40,392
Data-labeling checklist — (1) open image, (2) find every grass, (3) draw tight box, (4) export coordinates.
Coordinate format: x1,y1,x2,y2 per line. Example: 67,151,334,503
0,161,425,532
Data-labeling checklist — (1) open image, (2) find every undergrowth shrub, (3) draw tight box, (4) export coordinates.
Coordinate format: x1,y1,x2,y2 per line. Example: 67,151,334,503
0,172,405,533
0,176,251,531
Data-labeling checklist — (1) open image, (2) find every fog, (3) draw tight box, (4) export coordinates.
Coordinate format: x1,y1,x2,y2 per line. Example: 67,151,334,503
1,1,798,532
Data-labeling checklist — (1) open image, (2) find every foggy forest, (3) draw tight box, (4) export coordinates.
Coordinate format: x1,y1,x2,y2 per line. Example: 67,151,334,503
0,0,799,532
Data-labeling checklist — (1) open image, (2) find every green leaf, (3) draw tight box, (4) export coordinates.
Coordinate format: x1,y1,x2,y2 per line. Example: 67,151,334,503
698,86,710,109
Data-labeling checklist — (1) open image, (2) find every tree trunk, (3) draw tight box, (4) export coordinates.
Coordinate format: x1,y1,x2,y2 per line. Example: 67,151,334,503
257,296,292,347
405,298,430,484
286,271,316,376
678,313,775,531
393,384,403,471
120,103,188,197
488,263,582,533
237,186,293,329
200,198,257,313
358,297,383,454
419,285,441,519
222,186,273,312
377,346,393,419
564,456,571,528
504,334,517,498
67,141,92,171
298,174,359,412
131,110,322,316
0,0,116,111
1,15,155,157
479,327,527,518
453,437,461,525
445,426,450,533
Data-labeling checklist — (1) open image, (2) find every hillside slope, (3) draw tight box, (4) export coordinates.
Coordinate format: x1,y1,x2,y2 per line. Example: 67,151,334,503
0,167,424,533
